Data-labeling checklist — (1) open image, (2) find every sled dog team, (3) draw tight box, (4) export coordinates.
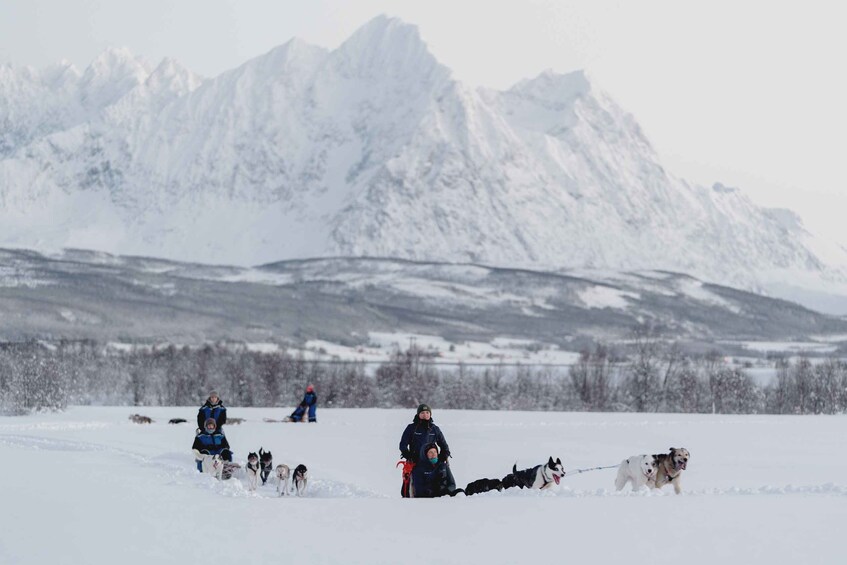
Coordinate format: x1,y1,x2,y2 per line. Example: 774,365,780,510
397,403,691,498
191,390,310,496
192,392,691,497
243,448,309,496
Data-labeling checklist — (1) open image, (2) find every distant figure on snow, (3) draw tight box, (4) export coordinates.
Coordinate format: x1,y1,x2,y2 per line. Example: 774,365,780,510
197,389,227,431
288,384,317,422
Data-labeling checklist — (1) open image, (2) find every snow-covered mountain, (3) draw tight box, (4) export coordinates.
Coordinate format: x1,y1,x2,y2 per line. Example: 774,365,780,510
1,16,846,311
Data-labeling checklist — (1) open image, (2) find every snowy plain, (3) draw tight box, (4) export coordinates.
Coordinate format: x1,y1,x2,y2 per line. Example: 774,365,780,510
0,407,844,564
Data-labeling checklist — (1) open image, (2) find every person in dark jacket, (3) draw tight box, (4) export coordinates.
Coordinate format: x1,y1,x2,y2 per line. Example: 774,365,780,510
411,443,459,498
192,418,232,471
399,404,454,497
288,384,317,422
196,390,227,431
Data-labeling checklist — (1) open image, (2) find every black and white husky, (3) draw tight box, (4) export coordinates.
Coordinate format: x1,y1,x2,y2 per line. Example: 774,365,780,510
259,448,273,485
502,457,565,490
293,464,308,496
245,452,260,491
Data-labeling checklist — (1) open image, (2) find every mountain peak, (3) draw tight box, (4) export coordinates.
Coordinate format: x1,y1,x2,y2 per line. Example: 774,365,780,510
332,15,446,81
79,47,151,110
509,69,592,102
144,57,202,96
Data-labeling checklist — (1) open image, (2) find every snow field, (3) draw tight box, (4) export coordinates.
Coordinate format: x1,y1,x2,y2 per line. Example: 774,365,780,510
0,407,844,564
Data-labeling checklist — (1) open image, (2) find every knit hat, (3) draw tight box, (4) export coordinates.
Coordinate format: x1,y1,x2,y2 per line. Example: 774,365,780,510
208,390,219,398
306,384,314,392
417,404,431,415
204,418,217,429
424,443,439,457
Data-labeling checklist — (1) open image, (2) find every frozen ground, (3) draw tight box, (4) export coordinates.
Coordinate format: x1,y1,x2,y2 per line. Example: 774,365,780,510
0,407,844,564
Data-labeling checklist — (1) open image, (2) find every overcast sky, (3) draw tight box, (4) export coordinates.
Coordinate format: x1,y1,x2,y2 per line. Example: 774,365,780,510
2,0,845,244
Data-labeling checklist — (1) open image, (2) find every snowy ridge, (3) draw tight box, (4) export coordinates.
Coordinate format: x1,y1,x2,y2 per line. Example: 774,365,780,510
1,16,846,312
2,249,846,347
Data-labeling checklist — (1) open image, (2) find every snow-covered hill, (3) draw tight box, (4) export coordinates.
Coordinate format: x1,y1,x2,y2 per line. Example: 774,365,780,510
2,249,846,352
2,16,846,311
1,407,844,564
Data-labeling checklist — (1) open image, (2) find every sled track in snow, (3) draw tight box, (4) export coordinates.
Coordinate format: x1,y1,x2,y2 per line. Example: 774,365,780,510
2,433,844,499
0,433,387,499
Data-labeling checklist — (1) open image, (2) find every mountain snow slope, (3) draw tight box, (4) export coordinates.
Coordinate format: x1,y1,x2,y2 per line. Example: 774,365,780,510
2,249,846,350
1,16,846,311
1,407,845,565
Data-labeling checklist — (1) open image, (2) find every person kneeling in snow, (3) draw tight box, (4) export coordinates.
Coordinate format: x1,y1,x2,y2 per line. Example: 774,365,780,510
411,443,462,498
288,384,317,422
192,418,233,472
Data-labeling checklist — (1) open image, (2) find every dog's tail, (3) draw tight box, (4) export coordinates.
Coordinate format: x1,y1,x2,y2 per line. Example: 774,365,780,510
512,463,517,475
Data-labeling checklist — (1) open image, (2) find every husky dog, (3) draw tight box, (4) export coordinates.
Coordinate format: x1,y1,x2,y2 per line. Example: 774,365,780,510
652,447,690,494
245,452,260,491
614,454,657,491
193,450,224,480
275,464,291,496
501,457,565,490
464,478,503,496
293,464,308,496
259,448,273,485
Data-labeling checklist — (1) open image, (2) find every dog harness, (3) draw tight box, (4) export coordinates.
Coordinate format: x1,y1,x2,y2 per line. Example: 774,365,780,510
539,465,553,488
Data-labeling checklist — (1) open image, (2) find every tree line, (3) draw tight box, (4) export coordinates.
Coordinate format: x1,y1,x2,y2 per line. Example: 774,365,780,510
1,339,845,416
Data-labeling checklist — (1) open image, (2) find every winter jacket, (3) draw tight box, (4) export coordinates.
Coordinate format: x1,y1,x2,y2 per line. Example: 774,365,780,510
399,416,451,463
191,430,230,456
411,458,456,498
197,398,227,430
298,391,317,408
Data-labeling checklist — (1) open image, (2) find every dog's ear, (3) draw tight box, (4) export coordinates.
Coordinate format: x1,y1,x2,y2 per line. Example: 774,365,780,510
548,456,555,466
556,458,562,465
669,447,676,453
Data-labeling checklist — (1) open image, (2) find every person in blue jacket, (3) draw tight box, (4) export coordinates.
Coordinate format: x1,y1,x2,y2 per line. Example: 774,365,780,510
288,384,317,422
411,443,460,498
399,404,454,497
196,390,227,431
192,418,232,471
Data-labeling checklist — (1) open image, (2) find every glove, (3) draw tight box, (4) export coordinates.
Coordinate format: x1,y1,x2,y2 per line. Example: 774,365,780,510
402,451,416,462
439,451,450,463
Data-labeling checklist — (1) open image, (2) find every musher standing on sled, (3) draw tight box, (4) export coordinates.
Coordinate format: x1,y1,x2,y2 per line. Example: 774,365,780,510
398,403,454,497
197,390,227,431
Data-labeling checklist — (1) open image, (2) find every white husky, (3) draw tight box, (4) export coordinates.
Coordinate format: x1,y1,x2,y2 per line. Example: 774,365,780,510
275,464,291,496
245,453,260,491
614,454,657,491
194,450,224,481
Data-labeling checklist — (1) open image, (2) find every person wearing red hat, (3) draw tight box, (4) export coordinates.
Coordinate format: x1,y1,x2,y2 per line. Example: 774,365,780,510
287,384,317,423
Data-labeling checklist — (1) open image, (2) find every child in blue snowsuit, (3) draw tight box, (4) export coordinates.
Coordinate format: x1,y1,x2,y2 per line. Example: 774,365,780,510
411,443,458,498
192,418,232,471
289,385,317,422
